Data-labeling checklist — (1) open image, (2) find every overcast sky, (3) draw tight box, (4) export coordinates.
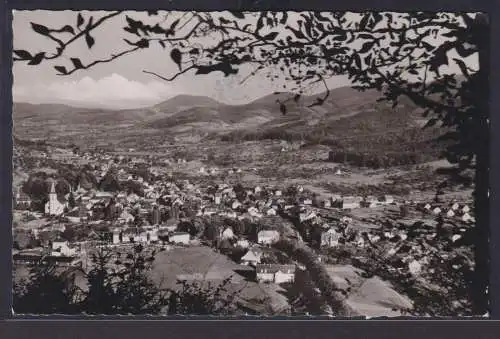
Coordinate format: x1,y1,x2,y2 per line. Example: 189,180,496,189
12,10,477,109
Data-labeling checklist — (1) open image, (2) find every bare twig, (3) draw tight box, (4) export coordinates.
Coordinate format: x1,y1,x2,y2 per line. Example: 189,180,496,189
142,66,196,82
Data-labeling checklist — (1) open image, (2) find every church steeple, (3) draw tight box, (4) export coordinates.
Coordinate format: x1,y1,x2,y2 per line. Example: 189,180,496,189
50,181,56,194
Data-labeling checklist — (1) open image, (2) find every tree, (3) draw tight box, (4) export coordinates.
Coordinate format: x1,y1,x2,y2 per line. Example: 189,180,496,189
13,244,242,315
99,171,121,192
13,259,81,314
68,191,76,209
16,10,489,314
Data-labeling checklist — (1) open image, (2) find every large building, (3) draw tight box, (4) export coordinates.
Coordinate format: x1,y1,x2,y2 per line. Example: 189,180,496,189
45,181,67,216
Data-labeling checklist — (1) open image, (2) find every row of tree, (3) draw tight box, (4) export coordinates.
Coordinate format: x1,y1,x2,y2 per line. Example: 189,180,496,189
13,244,239,315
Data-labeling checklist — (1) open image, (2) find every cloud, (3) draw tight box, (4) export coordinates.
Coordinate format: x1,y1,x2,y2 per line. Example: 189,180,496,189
13,73,179,108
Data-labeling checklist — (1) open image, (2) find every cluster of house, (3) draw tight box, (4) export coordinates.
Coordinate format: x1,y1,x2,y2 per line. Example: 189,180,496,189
417,202,473,222
14,146,476,289
13,239,81,267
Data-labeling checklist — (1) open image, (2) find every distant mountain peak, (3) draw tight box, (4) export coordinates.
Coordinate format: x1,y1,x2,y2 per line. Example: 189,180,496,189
152,94,226,112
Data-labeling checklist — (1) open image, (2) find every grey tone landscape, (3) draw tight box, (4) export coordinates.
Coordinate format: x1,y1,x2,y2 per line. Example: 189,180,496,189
12,10,484,317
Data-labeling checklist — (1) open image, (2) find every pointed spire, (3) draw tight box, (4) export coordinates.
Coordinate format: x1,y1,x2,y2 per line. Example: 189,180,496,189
50,181,56,194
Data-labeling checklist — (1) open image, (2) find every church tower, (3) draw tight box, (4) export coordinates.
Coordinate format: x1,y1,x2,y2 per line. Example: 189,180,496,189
48,181,58,215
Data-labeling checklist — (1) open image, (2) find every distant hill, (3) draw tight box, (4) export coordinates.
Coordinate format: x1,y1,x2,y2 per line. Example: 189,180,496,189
152,94,227,115
144,87,387,133
13,86,447,165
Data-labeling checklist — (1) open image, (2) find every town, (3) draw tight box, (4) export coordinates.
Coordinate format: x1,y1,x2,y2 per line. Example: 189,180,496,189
12,139,476,316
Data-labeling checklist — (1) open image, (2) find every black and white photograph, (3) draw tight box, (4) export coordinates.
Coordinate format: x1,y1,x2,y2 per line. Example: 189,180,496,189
11,10,489,317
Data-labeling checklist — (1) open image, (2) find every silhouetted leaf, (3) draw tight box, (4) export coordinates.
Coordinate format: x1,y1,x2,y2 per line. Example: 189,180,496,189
158,40,166,48
359,14,370,30
124,26,140,36
353,54,362,69
280,12,288,24
86,16,94,29
293,94,301,102
13,50,32,60
314,12,331,22
54,65,67,74
256,16,264,33
28,52,45,65
263,32,279,40
219,17,231,24
85,33,95,49
453,58,470,77
31,22,50,36
150,24,165,34
170,19,180,30
359,41,375,54
364,54,372,65
421,41,434,51
76,13,84,28
70,58,84,69
136,39,149,48
170,48,182,71
287,26,306,39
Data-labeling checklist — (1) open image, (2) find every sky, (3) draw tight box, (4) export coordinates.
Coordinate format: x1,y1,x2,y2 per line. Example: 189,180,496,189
12,10,478,109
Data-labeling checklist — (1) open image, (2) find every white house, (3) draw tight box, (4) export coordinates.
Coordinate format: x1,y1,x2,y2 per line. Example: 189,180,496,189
321,228,341,248
266,208,277,216
66,216,81,223
462,205,471,213
408,260,422,276
381,195,395,204
355,236,366,248
257,230,280,245
462,212,472,222
240,248,263,266
451,202,460,211
446,209,455,218
169,232,190,245
221,227,235,240
256,264,295,284
432,207,442,215
119,210,135,223
236,239,250,248
340,197,361,210
299,211,317,222
248,207,263,218
95,191,114,199
214,195,222,205
51,240,77,257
